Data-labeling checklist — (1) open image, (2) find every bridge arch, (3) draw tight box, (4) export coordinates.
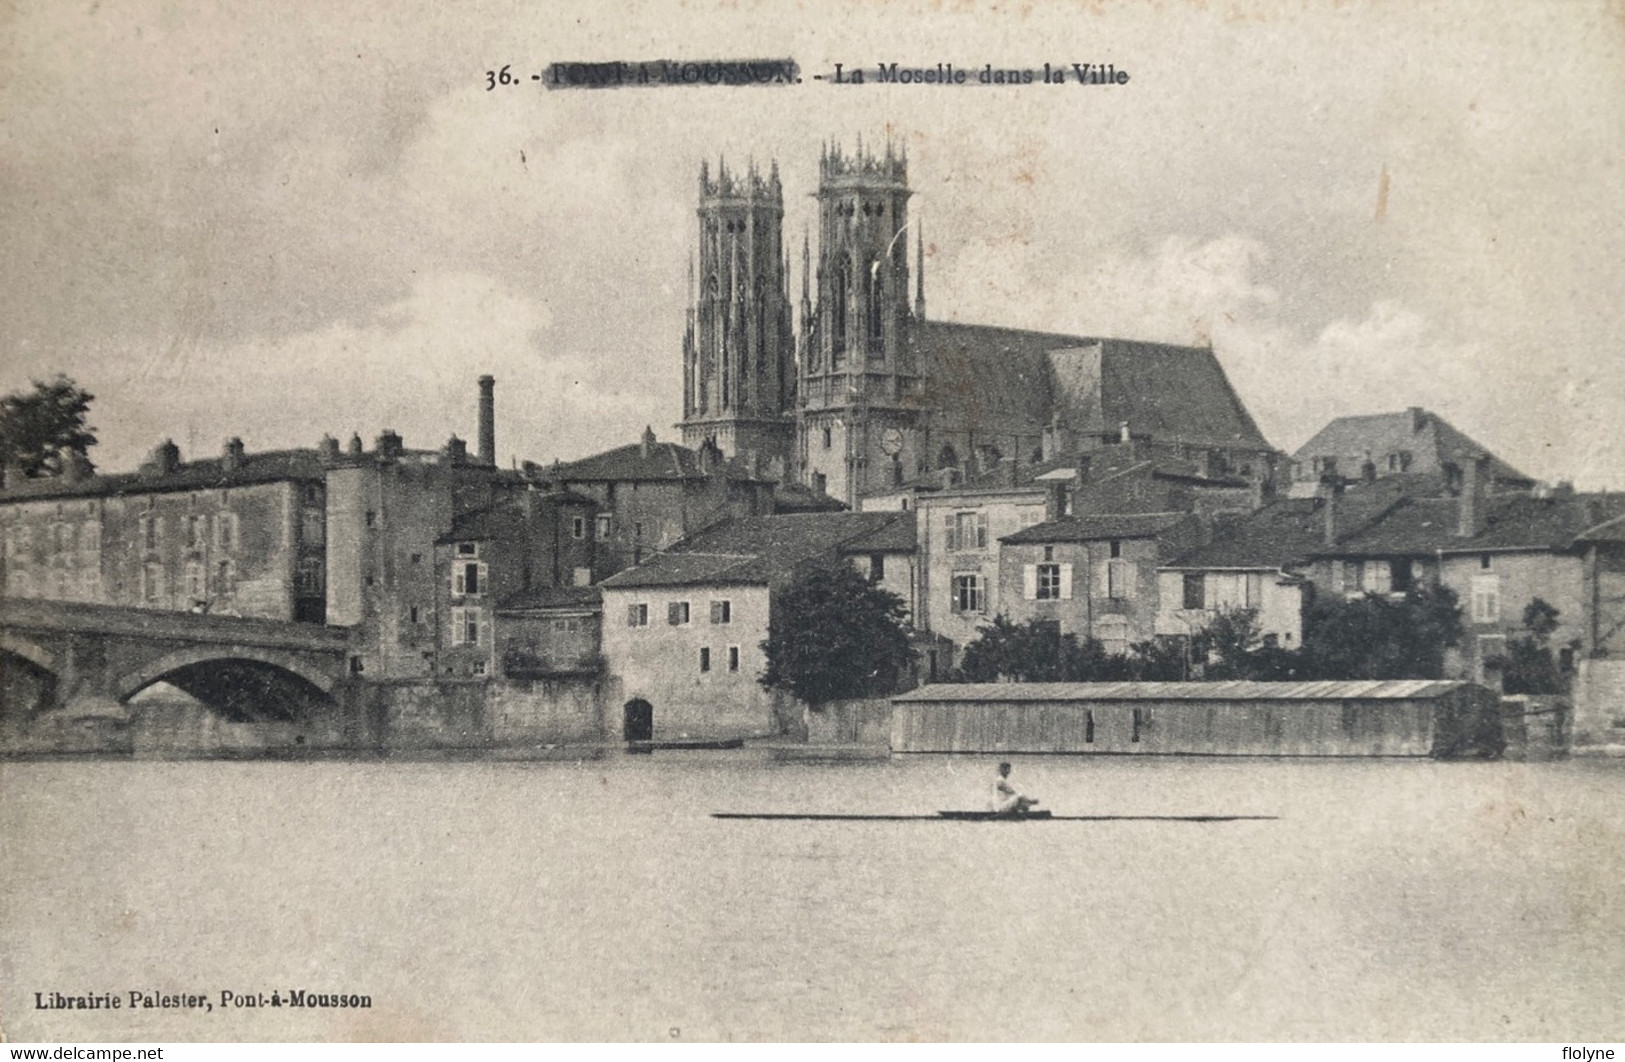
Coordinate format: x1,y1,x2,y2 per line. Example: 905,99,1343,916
117,646,339,702
0,633,58,674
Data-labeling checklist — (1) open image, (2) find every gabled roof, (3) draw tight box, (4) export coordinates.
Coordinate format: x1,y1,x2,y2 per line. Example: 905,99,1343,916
549,440,766,484
838,512,918,553
600,511,913,589
0,448,327,503
1002,512,1190,544
1292,408,1531,484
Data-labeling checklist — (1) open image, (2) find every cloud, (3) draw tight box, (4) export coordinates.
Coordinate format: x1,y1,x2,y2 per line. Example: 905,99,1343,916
86,272,665,470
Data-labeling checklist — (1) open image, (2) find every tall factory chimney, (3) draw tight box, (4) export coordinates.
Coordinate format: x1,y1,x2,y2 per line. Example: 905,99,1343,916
478,375,496,466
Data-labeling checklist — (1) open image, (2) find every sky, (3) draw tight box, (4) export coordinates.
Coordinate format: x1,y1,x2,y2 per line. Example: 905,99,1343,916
3,0,1623,486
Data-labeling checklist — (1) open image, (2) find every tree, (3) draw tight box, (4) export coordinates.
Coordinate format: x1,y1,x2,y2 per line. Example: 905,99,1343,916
1501,598,1570,695
1300,584,1464,680
0,375,97,478
759,560,914,706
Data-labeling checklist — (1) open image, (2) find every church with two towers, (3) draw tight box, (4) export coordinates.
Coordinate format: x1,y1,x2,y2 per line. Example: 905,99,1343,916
679,140,1278,509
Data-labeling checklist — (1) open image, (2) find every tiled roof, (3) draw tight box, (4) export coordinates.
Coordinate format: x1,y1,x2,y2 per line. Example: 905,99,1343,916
437,489,595,544
1578,512,1625,544
838,512,918,553
0,448,326,502
894,680,1475,703
1292,409,1531,484
600,511,912,589
1002,512,1189,544
550,441,765,484
1315,491,1625,557
1166,475,1439,569
772,481,847,513
497,585,603,611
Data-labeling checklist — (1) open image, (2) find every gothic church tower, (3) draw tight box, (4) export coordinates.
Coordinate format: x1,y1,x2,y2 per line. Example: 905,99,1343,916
680,158,795,477
798,139,924,507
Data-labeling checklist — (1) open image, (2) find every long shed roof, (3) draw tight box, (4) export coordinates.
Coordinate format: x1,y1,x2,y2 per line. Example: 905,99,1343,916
893,680,1477,702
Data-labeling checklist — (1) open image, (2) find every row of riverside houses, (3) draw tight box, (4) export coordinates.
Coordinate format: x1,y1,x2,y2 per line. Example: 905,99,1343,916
6,386,1623,751
0,378,854,752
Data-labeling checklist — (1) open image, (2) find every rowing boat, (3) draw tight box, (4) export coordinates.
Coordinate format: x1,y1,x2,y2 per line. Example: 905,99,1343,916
710,812,1277,823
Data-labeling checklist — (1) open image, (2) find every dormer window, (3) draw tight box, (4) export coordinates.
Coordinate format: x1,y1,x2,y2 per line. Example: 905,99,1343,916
457,542,478,557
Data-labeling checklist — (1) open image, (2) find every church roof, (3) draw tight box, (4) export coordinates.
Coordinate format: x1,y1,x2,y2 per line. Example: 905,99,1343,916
909,320,1273,452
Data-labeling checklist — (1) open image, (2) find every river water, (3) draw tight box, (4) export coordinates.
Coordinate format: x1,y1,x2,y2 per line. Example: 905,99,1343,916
2,753,1623,1041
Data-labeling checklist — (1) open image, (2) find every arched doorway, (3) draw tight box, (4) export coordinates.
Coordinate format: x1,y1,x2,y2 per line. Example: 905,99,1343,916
623,698,653,742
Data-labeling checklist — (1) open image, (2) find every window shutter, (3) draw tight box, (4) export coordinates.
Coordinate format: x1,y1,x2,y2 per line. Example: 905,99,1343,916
453,569,464,595
943,513,956,552
668,602,682,625
627,603,640,627
1121,560,1136,599
1023,565,1037,600
977,513,988,548
1058,563,1074,600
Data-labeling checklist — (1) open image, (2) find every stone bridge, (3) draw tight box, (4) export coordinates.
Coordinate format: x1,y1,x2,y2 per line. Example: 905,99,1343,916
0,597,354,735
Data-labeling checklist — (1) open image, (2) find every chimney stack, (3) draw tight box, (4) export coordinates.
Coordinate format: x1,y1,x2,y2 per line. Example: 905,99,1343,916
1319,475,1343,546
444,435,468,466
318,435,341,465
222,437,246,472
477,375,496,466
1456,452,1488,538
375,430,403,459
640,425,656,459
1045,480,1069,522
347,433,364,457
142,439,181,479
62,450,92,484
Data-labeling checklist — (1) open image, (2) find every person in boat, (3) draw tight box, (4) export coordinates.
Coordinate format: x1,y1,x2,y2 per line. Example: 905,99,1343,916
990,761,1039,815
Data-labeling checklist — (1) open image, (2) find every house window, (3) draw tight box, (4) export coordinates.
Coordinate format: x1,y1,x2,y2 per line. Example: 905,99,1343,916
1362,560,1392,595
951,572,984,614
596,514,612,539
728,646,740,672
869,554,885,583
297,558,324,595
141,514,162,550
185,560,205,599
365,510,378,529
1183,572,1206,610
186,515,203,549
1109,539,1122,559
572,516,585,539
458,542,478,556
1392,558,1414,593
215,559,235,594
453,562,486,596
1471,575,1501,624
78,568,99,600
409,605,420,624
699,647,711,672
143,561,165,602
668,601,691,626
634,522,644,539
1480,553,1492,570
451,607,482,646
627,603,649,627
301,508,325,545
1036,563,1062,600
1106,559,1131,600
945,511,988,552
822,425,833,449
214,512,237,552
710,600,732,625
472,661,486,676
